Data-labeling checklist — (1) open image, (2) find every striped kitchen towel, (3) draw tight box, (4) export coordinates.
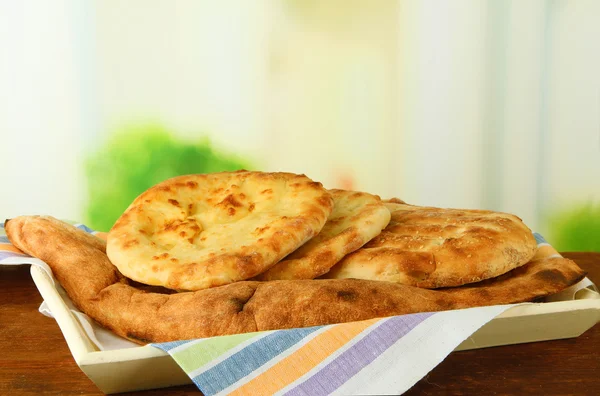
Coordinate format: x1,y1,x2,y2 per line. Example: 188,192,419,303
2,222,572,395
152,306,511,395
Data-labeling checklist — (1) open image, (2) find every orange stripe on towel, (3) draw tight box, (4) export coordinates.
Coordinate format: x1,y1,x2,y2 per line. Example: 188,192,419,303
229,317,380,396
0,243,25,254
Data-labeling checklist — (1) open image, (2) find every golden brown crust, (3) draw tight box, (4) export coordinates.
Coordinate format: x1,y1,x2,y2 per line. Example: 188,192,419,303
106,171,333,290
323,202,538,288
5,216,124,301
383,197,408,204
6,216,585,344
254,189,391,280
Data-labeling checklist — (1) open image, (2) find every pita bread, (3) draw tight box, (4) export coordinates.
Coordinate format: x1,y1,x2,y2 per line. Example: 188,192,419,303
5,216,584,344
385,197,407,204
106,171,333,290
254,189,391,280
323,202,538,288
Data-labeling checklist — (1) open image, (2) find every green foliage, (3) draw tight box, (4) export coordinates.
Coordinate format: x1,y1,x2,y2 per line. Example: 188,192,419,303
548,203,600,252
85,124,250,231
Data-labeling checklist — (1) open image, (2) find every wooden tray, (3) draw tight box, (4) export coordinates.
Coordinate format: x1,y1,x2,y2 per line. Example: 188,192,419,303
30,265,600,394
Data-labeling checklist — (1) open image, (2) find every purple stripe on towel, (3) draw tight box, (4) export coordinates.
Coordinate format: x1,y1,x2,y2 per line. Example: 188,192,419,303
285,312,433,396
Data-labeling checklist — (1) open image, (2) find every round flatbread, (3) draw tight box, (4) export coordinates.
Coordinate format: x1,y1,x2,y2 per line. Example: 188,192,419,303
106,171,333,290
323,201,538,288
5,215,584,344
254,189,391,280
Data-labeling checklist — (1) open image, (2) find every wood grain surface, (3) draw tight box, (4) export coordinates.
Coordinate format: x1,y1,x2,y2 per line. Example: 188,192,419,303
1,253,598,395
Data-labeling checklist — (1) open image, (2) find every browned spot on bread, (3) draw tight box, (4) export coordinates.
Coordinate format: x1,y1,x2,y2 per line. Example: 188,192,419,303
170,257,178,262
343,229,365,252
407,270,429,282
123,239,139,248
188,237,195,244
324,218,343,227
230,297,247,312
249,203,255,212
254,225,270,235
239,255,257,267
168,199,180,207
268,233,283,253
434,298,456,310
186,181,199,189
311,250,336,273
476,288,492,299
219,194,243,208
317,195,333,208
337,290,357,302
179,231,186,237
157,185,172,193
164,221,177,232
261,189,273,194
534,269,568,285
228,207,236,216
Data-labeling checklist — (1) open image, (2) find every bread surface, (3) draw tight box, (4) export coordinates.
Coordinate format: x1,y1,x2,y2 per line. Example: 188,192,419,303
323,202,538,288
6,215,584,344
255,189,391,280
106,171,333,290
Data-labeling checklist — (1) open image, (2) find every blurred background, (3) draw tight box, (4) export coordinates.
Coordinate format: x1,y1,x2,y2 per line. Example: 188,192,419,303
1,0,599,251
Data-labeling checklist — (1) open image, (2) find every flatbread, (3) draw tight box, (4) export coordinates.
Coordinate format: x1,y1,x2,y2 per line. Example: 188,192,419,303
5,216,584,344
323,202,538,288
254,189,391,280
385,197,407,204
106,171,333,290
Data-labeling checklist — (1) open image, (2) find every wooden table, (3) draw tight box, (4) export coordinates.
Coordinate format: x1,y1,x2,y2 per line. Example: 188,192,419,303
1,253,598,395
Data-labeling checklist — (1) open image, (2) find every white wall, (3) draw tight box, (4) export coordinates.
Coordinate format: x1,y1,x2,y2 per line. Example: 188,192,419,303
93,0,271,162
544,0,600,212
493,0,547,229
264,0,399,196
395,0,488,210
1,0,598,230
0,1,87,220
395,0,600,235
